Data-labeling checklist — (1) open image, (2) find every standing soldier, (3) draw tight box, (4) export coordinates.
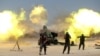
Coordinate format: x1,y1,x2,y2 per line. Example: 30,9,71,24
79,34,85,50
39,30,47,55
62,32,71,54
39,25,52,55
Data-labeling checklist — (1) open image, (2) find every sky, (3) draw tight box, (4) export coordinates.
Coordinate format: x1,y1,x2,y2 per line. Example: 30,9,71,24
0,0,100,25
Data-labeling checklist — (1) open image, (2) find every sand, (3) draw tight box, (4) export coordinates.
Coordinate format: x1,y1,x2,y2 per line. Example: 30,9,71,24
0,39,100,56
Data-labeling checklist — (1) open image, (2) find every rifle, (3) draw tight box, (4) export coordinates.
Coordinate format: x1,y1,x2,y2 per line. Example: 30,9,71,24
40,38,51,48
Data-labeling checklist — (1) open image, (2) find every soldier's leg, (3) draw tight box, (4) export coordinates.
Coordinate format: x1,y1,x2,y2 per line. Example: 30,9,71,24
44,44,46,55
39,44,43,55
63,43,67,54
67,44,70,54
79,43,81,50
83,43,85,50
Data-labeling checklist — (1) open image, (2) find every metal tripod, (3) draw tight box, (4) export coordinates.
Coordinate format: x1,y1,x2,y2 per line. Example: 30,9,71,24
10,39,22,51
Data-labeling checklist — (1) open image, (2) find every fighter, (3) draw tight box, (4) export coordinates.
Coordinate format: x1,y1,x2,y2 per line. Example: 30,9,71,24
79,34,85,50
39,25,52,55
62,32,71,54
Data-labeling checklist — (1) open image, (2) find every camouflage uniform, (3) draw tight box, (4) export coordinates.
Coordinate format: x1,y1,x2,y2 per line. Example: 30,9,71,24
39,26,52,55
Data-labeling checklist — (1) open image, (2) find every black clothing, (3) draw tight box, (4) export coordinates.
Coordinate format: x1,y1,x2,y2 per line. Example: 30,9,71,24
39,32,47,55
63,32,71,54
79,34,85,50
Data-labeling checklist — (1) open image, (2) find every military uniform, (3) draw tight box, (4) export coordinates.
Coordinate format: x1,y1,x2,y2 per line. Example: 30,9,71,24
39,26,52,55
63,32,71,54
79,34,85,50
39,31,47,55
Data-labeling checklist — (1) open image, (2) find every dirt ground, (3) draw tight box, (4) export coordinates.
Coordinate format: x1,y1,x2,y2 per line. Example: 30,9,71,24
0,38,100,56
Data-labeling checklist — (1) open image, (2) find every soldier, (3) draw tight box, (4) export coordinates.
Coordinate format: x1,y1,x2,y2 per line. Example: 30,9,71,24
39,30,47,55
79,34,85,50
39,25,52,55
62,32,71,54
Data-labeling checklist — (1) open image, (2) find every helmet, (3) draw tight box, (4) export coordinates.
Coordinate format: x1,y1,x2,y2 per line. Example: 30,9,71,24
43,25,47,29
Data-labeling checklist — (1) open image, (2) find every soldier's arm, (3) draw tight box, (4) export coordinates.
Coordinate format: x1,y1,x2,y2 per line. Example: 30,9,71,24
85,36,89,38
77,36,80,38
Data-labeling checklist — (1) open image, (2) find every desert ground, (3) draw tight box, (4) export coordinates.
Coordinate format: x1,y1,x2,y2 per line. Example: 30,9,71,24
0,38,100,56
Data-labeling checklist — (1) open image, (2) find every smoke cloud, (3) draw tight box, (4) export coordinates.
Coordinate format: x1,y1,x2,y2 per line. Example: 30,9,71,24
29,5,47,27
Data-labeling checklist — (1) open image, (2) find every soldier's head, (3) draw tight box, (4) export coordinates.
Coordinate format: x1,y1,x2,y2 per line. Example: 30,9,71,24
82,34,84,36
66,32,69,34
43,25,47,30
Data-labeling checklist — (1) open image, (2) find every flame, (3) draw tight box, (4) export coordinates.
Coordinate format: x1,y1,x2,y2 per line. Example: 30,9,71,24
0,12,12,33
29,5,47,26
65,8,100,42
0,9,26,41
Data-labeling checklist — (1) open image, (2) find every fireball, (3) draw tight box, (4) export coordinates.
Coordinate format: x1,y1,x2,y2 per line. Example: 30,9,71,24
0,9,25,41
65,8,100,42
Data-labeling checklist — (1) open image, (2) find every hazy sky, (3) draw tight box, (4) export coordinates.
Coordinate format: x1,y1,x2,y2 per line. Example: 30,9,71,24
0,0,100,25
